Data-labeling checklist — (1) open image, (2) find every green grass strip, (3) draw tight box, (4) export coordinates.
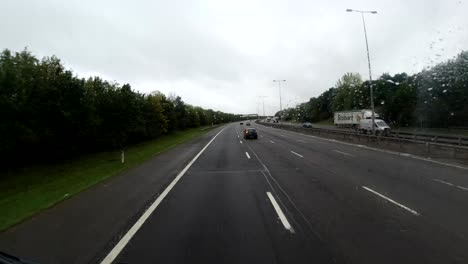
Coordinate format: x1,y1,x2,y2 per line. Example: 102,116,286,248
0,126,216,231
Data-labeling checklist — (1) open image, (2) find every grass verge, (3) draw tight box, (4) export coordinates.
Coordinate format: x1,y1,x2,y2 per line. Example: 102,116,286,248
0,126,217,231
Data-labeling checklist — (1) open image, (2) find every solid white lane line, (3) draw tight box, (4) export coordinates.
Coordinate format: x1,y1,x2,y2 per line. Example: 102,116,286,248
333,150,355,157
245,152,251,159
269,140,275,144
290,151,304,158
362,186,420,216
100,127,227,264
266,192,294,233
433,179,468,191
240,140,243,144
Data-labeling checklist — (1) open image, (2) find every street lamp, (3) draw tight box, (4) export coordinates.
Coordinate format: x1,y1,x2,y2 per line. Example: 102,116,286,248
346,8,378,134
258,96,268,118
273,80,286,122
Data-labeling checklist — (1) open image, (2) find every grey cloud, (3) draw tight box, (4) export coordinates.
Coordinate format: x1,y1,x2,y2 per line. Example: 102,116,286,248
2,0,467,115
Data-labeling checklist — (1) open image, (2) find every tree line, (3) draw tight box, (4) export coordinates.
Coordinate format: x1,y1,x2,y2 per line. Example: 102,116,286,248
278,50,468,128
0,49,241,168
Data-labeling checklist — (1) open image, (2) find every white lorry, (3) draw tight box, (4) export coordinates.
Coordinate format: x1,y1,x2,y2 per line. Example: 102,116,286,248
334,109,390,135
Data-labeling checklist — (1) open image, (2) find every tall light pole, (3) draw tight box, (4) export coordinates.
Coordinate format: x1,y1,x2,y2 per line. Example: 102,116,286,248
258,96,268,118
273,80,286,122
346,8,377,135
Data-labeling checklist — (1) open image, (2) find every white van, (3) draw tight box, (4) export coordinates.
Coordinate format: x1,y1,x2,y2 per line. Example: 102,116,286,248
359,119,390,135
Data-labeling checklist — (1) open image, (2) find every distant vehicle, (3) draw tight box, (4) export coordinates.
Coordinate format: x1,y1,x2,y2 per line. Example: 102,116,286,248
334,109,390,134
240,122,243,125
266,117,271,122
243,128,258,139
246,122,251,126
302,122,313,128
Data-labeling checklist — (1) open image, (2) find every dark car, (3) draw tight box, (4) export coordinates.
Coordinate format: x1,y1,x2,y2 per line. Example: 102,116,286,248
302,122,313,128
246,122,251,126
243,128,258,139
240,122,243,125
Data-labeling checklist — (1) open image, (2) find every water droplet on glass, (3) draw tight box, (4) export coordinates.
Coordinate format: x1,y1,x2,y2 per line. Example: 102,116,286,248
386,80,395,84
381,101,385,105
450,112,455,116
427,88,433,91
443,89,447,93
424,101,428,104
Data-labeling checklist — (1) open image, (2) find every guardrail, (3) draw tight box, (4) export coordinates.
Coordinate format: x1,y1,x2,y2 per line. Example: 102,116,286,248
389,131,468,146
257,122,468,162
266,122,468,146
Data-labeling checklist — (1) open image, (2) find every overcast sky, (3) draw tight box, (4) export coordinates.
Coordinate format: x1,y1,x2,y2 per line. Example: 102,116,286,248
2,0,467,115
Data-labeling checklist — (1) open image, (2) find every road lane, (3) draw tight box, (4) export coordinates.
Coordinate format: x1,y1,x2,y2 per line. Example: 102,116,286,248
4,122,468,264
101,127,227,264
256,124,468,229
113,124,334,264
0,127,228,264
248,123,468,263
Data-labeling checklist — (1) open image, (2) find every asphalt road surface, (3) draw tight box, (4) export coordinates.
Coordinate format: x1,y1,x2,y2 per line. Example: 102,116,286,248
2,123,468,264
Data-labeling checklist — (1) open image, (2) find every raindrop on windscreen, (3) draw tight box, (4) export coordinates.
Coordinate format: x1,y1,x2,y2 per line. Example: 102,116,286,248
427,88,433,91
443,89,447,93
386,80,395,84
395,82,400,85
451,112,455,116
381,101,385,105
436,54,441,57
424,101,428,104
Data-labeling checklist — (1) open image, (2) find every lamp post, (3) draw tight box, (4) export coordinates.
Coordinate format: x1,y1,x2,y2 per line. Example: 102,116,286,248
273,80,286,122
346,8,377,134
258,96,267,119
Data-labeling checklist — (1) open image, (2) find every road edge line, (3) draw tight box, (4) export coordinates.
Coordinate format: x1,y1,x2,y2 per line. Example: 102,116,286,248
100,126,226,264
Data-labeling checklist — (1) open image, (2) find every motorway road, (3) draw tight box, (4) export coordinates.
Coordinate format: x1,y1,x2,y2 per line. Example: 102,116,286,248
2,123,468,263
